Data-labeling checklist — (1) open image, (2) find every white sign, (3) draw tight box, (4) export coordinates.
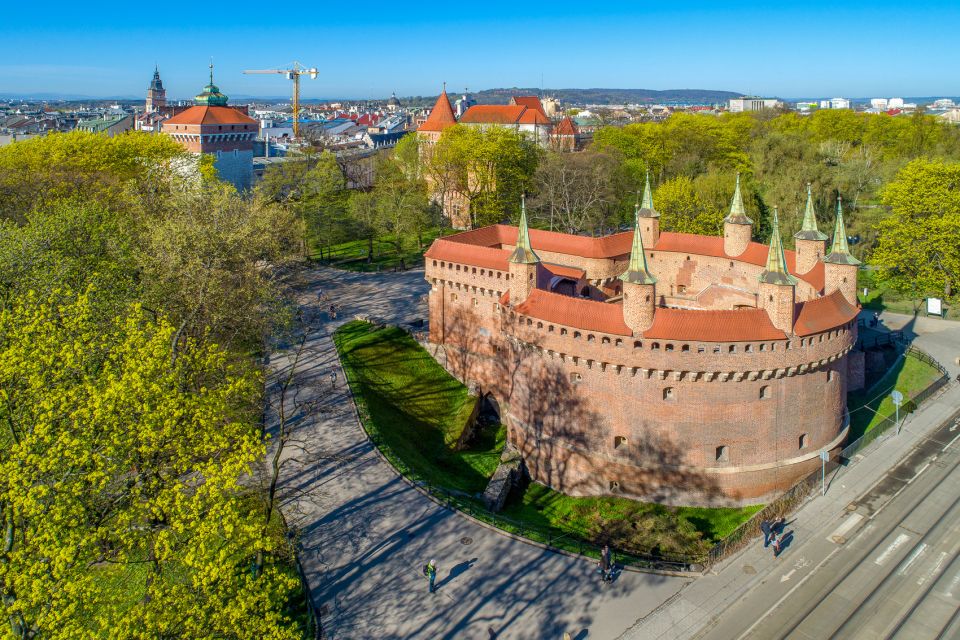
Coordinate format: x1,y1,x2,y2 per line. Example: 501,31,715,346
820,450,829,462
927,297,943,316
891,390,904,406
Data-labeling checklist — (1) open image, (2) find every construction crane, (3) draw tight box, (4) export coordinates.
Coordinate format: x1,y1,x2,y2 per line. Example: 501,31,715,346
243,62,318,139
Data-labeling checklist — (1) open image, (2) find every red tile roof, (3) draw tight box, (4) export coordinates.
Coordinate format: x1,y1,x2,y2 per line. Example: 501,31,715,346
459,105,527,125
793,290,859,336
543,263,586,279
164,105,257,126
419,91,457,132
510,96,548,117
554,116,579,135
644,307,786,342
518,109,552,125
513,289,631,336
425,240,511,271
439,224,633,259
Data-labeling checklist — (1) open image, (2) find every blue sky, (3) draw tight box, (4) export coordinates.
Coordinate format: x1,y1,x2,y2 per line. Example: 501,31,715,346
2,0,957,100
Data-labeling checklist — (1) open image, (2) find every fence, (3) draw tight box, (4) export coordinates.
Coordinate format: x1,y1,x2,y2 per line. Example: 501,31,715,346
705,344,951,569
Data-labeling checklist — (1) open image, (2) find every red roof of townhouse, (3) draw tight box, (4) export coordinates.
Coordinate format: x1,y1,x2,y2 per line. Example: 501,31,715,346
518,109,552,125
510,96,548,117
513,289,632,336
543,263,586,280
419,90,457,132
554,116,579,136
644,307,786,342
459,105,527,125
164,105,257,126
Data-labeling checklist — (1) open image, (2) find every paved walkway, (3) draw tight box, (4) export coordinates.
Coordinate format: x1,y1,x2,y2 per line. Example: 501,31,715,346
866,310,960,377
267,266,688,640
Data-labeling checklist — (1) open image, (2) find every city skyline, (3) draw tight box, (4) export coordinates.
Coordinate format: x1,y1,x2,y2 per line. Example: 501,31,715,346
3,0,958,99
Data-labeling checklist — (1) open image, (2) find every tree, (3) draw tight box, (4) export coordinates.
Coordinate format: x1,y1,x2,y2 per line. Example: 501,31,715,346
531,149,619,234
373,154,432,255
0,291,299,639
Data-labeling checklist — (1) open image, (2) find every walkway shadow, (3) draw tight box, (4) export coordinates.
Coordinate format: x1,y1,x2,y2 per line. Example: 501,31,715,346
436,557,477,590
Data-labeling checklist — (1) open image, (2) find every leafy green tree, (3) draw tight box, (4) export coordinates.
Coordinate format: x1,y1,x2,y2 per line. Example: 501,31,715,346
0,291,299,639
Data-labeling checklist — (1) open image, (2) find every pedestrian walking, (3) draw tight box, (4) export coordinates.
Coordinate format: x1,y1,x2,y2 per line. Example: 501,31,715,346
771,531,781,557
760,519,772,547
329,370,337,388
424,559,438,593
598,544,612,582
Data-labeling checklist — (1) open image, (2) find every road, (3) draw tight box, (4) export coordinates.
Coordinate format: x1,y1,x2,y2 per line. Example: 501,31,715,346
695,408,960,640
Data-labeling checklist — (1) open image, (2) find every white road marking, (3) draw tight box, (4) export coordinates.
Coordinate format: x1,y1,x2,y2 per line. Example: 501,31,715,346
780,569,796,583
943,433,960,452
907,463,931,484
917,551,949,586
828,513,864,543
943,569,960,598
875,533,912,566
897,543,928,576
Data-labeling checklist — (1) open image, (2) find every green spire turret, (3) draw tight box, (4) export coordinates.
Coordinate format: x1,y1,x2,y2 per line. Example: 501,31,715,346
637,171,659,218
508,194,539,265
724,173,754,225
195,62,229,107
794,183,828,241
619,207,656,285
759,207,797,286
824,196,860,265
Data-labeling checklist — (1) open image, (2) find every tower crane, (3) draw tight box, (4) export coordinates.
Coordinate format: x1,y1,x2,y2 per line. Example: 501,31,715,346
243,62,318,139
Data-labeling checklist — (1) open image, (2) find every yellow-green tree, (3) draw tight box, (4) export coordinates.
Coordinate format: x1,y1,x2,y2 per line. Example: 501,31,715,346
0,291,300,639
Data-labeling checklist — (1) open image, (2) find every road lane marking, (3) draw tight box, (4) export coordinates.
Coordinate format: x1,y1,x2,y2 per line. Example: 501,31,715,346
944,569,960,598
907,463,931,484
943,433,960,452
780,569,796,583
897,543,929,576
875,533,912,566
917,551,949,586
828,513,864,544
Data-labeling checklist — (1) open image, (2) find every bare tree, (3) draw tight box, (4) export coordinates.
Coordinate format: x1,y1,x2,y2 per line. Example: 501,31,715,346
531,150,619,234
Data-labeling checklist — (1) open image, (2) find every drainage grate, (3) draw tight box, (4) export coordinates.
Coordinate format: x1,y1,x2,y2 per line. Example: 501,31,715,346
460,536,473,546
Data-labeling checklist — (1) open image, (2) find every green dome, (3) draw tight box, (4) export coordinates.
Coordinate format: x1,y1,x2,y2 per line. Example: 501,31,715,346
195,64,229,106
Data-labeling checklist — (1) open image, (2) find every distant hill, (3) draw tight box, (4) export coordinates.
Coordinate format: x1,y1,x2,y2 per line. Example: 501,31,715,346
401,87,743,107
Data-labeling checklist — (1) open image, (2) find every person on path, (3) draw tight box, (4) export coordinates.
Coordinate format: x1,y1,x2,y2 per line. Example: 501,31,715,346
425,559,438,593
599,544,612,582
760,519,772,547
329,371,337,388
771,531,781,557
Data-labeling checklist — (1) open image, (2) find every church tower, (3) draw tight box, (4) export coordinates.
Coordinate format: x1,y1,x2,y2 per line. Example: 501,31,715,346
508,195,540,306
793,183,828,274
635,171,660,249
146,66,166,113
723,174,753,257
620,207,657,335
758,207,797,333
823,197,861,305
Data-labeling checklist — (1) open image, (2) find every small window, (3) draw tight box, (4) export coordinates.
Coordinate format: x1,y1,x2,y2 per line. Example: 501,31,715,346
828,370,836,382
615,338,623,346
729,345,736,353
681,344,690,352
432,260,437,266
609,480,620,492
537,322,543,329
713,346,721,354
663,387,675,400
633,340,643,349
760,385,771,399
799,434,808,449
574,331,582,339
716,446,729,462
678,285,687,293
570,372,582,383
729,261,734,268
651,342,660,350
602,337,611,344
450,293,457,302
472,298,478,307
760,343,766,352
472,267,477,274
665,343,674,351
745,344,753,353
561,328,568,336
587,334,596,343
614,436,628,449
686,255,691,261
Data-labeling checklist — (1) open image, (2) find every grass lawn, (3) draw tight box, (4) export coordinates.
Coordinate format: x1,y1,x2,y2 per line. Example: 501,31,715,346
314,228,442,273
858,269,957,320
847,351,943,440
334,320,760,560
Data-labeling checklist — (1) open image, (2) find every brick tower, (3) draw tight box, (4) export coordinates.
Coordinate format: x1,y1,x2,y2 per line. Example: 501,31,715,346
793,183,828,274
619,206,657,334
758,207,797,333
636,171,660,249
723,174,753,257
823,197,861,305
508,196,539,306
146,66,166,113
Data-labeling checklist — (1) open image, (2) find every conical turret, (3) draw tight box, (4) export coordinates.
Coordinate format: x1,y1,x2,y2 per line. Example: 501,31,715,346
759,207,798,286
620,210,656,285
637,171,659,218
794,183,828,241
724,173,753,257
824,197,860,266
509,195,539,265
724,173,754,225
